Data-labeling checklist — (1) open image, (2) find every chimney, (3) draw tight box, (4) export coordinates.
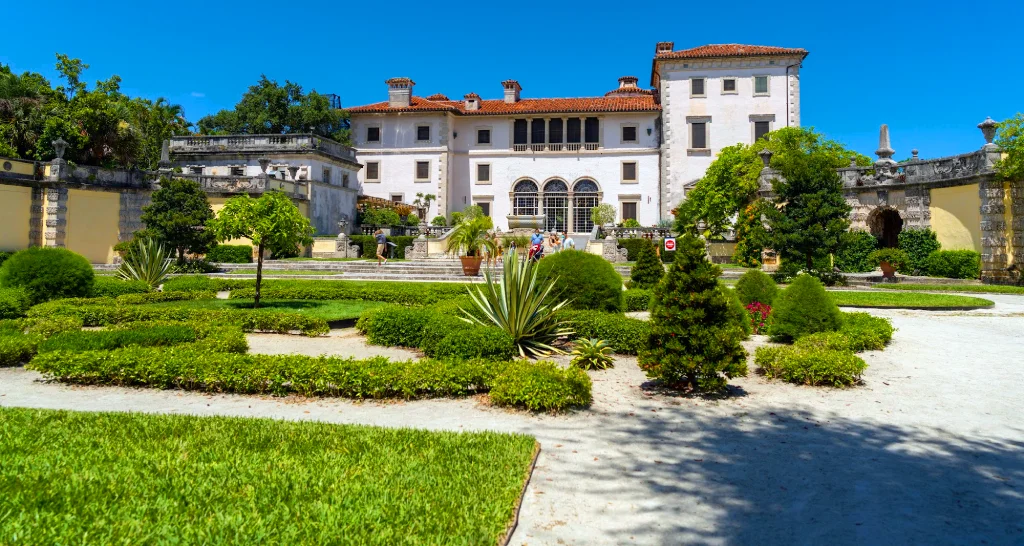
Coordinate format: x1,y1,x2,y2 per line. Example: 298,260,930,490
655,41,674,55
618,76,639,90
501,80,521,104
463,93,480,111
385,77,415,108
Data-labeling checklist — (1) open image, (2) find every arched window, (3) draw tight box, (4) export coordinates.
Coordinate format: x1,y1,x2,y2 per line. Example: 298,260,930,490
572,179,600,233
543,179,569,232
512,179,539,216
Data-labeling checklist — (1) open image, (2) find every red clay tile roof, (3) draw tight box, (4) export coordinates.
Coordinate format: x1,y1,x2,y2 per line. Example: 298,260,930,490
656,44,808,60
425,93,450,101
348,95,659,115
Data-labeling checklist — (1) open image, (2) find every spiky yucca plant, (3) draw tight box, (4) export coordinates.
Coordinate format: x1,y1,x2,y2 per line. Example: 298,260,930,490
116,238,173,288
462,249,572,358
570,338,614,370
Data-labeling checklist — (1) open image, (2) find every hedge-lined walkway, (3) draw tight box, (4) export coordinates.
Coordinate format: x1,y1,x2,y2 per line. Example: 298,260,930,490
3,297,1023,545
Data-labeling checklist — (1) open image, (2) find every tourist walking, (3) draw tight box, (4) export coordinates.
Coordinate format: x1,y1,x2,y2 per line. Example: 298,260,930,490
561,232,575,251
374,229,388,266
529,229,544,262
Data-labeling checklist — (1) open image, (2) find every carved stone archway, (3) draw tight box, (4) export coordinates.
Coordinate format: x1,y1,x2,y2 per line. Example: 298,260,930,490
867,207,904,248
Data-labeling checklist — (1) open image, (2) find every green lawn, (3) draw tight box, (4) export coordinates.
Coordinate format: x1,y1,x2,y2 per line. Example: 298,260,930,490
875,283,1024,295
0,407,537,545
142,298,384,321
830,290,994,309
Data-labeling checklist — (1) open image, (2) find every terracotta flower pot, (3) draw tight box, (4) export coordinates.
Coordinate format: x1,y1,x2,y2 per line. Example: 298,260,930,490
460,255,484,276
880,260,896,278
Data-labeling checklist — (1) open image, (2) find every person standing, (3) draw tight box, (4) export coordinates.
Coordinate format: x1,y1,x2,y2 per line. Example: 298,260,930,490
374,229,388,266
529,229,544,261
562,232,575,251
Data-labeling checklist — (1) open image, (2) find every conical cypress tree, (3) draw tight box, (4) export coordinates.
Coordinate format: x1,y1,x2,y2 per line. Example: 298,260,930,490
638,234,748,393
630,239,664,289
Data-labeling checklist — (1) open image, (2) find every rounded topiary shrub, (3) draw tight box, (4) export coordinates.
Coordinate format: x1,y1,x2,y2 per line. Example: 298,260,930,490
0,248,95,304
925,250,981,279
723,285,752,339
489,360,592,412
536,250,623,313
768,274,842,342
734,268,778,305
629,239,664,289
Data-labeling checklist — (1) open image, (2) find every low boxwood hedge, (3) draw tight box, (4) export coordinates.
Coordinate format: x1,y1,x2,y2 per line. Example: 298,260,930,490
755,345,867,387
89,277,152,298
0,333,42,367
232,281,470,305
624,289,652,312
0,287,31,319
925,250,981,279
349,235,417,259
357,305,516,360
38,324,199,353
206,245,253,264
489,360,592,412
162,276,255,293
558,309,649,355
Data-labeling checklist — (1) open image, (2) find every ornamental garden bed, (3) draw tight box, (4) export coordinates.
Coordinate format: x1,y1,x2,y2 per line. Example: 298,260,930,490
0,407,538,546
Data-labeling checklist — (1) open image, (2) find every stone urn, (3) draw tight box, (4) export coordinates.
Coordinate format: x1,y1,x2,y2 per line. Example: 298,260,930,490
459,255,484,276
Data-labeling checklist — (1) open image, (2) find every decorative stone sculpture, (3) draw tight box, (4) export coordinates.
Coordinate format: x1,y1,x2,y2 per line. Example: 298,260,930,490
257,157,272,174
978,117,998,146
874,124,896,168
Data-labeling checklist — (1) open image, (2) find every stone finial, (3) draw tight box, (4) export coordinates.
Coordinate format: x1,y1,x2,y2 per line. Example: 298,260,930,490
875,124,895,160
849,158,858,167
287,165,300,180
157,139,171,170
911,149,919,160
257,158,271,174
52,138,68,161
978,116,998,145
758,149,773,168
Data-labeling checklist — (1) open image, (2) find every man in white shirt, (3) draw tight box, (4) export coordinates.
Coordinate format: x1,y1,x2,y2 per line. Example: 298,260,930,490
561,232,575,251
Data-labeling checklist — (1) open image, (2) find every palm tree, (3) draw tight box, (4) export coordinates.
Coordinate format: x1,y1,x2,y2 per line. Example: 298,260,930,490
445,215,497,257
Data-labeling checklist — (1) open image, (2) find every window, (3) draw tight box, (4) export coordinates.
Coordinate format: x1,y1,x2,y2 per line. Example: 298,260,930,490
722,78,737,93
366,126,380,142
754,75,769,96
754,121,771,142
477,202,491,217
342,173,350,188
476,163,490,183
476,129,491,145
621,125,637,143
691,77,706,97
622,162,637,182
512,180,539,216
416,125,430,141
415,161,430,181
622,202,637,222
691,122,707,149
189,166,203,175
513,119,528,145
390,194,403,203
366,162,380,182
230,166,245,176
322,167,332,183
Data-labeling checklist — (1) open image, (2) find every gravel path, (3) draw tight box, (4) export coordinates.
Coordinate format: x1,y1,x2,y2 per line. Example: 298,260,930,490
2,294,1023,545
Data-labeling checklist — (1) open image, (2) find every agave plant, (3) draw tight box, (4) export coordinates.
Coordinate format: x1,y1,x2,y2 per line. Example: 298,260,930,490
116,237,173,288
570,338,615,370
462,249,572,357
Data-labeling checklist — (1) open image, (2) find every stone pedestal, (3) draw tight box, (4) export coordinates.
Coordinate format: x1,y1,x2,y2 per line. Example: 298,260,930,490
408,238,429,260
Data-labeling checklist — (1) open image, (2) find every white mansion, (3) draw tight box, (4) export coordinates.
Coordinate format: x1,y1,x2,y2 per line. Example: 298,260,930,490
348,42,807,233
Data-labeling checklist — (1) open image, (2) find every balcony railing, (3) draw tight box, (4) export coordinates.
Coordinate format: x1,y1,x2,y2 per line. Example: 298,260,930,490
511,142,600,153
169,134,357,164
178,174,307,199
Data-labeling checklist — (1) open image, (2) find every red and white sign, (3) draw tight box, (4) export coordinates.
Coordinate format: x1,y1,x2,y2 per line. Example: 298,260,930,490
664,237,676,252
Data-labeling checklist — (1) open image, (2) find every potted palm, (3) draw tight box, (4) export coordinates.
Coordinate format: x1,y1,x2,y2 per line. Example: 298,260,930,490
869,248,909,280
446,215,497,276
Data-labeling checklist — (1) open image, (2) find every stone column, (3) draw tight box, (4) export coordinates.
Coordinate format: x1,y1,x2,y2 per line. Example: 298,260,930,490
43,186,69,248
119,190,150,243
979,176,1009,282
902,185,931,230
1011,179,1024,281
567,194,574,235
28,187,44,247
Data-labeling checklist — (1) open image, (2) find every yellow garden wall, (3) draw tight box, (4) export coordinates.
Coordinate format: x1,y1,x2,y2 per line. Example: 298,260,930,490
0,185,32,251
65,189,120,263
929,185,982,252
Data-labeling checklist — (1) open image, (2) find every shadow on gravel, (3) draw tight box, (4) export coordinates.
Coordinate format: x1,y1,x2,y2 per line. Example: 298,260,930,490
551,408,1024,545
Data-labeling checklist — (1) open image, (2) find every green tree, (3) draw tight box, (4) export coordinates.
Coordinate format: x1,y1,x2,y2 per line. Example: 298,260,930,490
207,191,314,307
764,144,852,276
140,178,217,264
731,200,769,267
198,76,350,145
638,235,747,393
995,113,1024,181
675,127,869,238
629,239,664,289
591,204,615,227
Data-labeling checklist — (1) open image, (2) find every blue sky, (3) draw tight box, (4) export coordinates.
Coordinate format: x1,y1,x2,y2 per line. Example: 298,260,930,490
2,0,1021,158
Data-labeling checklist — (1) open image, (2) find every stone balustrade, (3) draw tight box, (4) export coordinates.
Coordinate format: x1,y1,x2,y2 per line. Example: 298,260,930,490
169,134,357,164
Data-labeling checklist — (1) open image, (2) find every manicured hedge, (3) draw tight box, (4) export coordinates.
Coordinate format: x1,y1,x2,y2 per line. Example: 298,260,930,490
835,230,878,273
162,275,255,293
206,244,254,263
489,360,592,412
0,333,42,367
1,316,84,338
617,238,675,263
734,269,778,305
925,250,981,279
898,228,941,275
26,301,329,337
349,235,416,259
89,277,152,298
115,290,217,305
0,247,95,304
233,281,470,305
0,251,12,268
755,345,867,387
29,347,502,399
356,305,516,360
768,274,843,342
558,309,649,355
537,251,624,313
0,287,31,319
624,289,652,312
38,324,198,354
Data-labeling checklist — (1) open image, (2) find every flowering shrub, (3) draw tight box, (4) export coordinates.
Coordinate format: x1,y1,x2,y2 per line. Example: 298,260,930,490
746,302,771,335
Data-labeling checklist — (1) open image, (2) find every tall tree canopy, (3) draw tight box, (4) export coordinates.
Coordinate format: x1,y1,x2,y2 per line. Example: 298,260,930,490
995,113,1024,181
197,76,350,145
140,177,217,264
674,127,870,237
0,55,189,169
